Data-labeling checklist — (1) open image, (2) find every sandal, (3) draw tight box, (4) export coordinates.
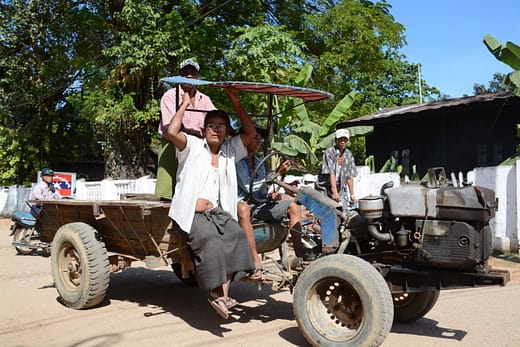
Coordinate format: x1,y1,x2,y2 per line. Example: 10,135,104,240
226,297,239,309
208,297,230,319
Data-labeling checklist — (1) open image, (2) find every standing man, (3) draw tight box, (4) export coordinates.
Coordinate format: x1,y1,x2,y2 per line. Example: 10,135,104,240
168,87,256,319
155,58,216,200
320,128,357,211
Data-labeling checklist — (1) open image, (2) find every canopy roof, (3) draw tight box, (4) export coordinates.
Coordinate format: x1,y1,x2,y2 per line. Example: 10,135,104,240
160,76,334,102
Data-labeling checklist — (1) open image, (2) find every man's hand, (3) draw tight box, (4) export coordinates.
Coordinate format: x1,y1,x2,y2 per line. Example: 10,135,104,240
276,160,291,176
181,91,191,106
268,191,282,201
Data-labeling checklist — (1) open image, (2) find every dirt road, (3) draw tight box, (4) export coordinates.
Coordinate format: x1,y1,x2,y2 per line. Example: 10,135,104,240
0,218,519,347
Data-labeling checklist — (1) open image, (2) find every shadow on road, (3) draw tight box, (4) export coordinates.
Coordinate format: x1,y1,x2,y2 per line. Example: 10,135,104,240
106,267,298,340
391,317,467,341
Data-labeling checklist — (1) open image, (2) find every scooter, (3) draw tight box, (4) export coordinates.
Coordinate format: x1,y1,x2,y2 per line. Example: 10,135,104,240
10,207,51,256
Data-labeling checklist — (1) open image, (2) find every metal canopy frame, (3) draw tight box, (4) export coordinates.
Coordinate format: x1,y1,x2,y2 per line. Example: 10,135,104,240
159,76,334,102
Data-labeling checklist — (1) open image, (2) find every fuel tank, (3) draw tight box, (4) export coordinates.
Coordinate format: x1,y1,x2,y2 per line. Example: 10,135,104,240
254,222,289,254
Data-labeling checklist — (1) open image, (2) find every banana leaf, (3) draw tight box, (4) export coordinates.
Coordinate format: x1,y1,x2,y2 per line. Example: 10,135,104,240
484,34,520,70
319,91,355,137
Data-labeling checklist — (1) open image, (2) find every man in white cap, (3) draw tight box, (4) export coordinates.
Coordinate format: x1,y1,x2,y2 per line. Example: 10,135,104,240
155,58,216,200
320,128,356,211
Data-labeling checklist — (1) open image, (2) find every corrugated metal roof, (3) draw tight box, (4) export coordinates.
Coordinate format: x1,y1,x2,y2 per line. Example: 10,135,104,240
339,92,518,126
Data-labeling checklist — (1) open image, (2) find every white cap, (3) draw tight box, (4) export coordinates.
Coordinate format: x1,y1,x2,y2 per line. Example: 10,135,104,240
303,174,316,183
179,58,200,72
284,175,300,184
335,128,350,139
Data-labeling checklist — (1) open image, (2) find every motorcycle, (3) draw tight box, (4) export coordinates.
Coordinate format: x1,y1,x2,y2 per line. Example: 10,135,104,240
10,207,51,256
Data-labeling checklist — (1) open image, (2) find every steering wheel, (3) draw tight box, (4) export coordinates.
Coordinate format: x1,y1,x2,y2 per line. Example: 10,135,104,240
248,151,291,204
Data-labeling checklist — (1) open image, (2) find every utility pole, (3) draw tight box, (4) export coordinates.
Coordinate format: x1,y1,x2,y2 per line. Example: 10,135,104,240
418,63,423,104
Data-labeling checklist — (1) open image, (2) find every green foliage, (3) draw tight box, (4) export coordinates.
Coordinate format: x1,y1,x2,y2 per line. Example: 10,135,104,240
473,72,515,94
0,0,444,183
411,164,421,181
0,0,112,184
484,34,520,96
365,155,376,173
268,64,357,166
226,25,304,83
379,155,397,173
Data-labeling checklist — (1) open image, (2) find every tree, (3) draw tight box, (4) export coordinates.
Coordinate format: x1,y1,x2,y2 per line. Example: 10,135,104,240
0,0,112,184
1,0,442,184
72,0,179,178
473,72,514,95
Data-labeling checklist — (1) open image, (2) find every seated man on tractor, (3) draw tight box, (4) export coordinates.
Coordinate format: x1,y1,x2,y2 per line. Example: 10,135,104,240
167,87,256,319
236,128,308,276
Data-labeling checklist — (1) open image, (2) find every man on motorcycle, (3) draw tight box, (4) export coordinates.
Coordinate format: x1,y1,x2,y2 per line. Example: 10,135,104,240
30,168,62,200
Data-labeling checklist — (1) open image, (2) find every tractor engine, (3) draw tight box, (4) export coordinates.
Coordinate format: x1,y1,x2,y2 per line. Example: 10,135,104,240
355,183,497,270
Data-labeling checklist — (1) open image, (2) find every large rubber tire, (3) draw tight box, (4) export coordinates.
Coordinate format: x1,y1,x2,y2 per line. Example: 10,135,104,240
293,254,393,347
51,222,110,309
392,290,440,322
171,263,199,287
12,225,37,255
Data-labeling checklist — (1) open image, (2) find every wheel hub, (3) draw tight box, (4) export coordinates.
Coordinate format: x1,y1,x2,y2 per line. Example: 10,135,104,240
324,281,363,329
61,245,81,287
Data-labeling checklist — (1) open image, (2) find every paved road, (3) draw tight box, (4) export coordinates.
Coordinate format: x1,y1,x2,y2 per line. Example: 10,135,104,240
0,218,519,347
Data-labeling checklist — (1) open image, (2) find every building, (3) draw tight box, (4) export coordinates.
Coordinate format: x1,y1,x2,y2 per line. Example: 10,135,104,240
339,92,519,177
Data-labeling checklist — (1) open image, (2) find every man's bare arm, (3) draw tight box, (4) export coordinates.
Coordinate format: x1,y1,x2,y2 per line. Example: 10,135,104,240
166,92,190,151
225,88,255,146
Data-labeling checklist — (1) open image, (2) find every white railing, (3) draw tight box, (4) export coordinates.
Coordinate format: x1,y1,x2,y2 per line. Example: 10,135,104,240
0,176,156,216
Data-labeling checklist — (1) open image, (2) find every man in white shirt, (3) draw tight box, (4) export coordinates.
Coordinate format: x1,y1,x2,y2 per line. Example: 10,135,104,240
167,87,256,319
30,168,62,200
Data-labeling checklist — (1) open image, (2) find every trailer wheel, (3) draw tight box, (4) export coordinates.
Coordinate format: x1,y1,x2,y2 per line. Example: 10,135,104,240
392,290,440,322
12,225,37,255
293,255,393,347
51,222,110,309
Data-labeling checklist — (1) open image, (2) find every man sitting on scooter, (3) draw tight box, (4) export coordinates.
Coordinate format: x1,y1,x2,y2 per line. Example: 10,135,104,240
30,168,62,200
236,128,308,274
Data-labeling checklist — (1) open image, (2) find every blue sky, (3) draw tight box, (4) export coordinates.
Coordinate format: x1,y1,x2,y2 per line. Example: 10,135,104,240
386,0,520,98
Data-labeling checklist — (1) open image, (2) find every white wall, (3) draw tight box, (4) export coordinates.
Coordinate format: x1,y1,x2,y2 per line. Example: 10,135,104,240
354,166,401,198
473,161,519,252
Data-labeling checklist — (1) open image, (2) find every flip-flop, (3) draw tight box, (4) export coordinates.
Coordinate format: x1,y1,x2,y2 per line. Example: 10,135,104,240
208,297,230,319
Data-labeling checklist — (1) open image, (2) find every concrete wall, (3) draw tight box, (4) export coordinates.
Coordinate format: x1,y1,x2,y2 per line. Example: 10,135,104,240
472,161,519,252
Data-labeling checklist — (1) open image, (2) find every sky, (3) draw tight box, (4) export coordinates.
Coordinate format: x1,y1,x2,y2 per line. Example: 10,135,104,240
386,0,520,98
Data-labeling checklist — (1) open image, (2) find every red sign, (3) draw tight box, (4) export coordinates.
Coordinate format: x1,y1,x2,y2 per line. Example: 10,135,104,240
52,172,76,197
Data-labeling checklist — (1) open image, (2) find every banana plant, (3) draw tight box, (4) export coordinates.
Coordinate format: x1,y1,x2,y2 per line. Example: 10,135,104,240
484,34,520,160
270,63,360,171
483,34,520,96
